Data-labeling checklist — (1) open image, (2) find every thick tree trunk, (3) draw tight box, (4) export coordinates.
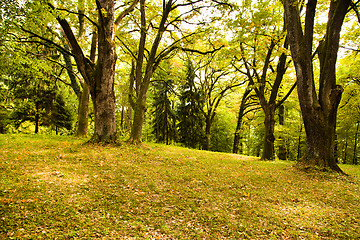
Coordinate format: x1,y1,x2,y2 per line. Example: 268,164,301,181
283,0,349,172
262,105,275,160
90,0,117,143
301,107,342,171
76,83,90,137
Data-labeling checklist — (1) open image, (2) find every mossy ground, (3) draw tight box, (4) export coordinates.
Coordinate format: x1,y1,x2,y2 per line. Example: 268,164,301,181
1,134,359,239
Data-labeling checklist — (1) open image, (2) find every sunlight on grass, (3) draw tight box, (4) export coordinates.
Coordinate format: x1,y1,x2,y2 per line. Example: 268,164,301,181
1,134,360,239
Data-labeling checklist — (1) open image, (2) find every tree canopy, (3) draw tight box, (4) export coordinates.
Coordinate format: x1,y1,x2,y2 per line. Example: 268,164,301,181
1,0,360,171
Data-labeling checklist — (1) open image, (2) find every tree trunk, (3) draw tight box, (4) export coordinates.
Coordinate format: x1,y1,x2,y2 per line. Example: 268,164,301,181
233,88,252,154
283,0,350,172
300,107,342,171
297,122,303,160
129,98,146,144
203,117,212,150
89,0,117,143
344,137,348,164
76,83,90,137
262,105,275,160
353,122,359,165
277,104,287,160
52,0,140,143
35,103,40,134
232,115,243,154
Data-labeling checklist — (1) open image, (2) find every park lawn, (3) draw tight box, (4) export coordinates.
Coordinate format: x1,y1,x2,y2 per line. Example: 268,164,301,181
0,134,360,239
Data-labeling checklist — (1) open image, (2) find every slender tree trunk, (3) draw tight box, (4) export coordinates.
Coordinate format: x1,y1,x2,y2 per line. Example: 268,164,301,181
76,83,90,137
297,122,303,160
233,88,252,154
278,104,287,160
262,105,276,160
353,122,359,165
62,41,90,137
34,102,40,134
344,137,348,164
203,117,212,150
233,115,243,154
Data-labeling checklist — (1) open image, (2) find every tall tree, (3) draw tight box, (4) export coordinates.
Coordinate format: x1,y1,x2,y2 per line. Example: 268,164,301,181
232,84,258,154
151,78,177,145
48,0,139,143
177,59,205,149
233,34,295,160
195,50,243,150
228,0,296,160
125,0,226,144
282,0,351,172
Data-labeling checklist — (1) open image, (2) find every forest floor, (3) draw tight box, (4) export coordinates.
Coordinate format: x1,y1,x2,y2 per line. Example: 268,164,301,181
1,134,360,239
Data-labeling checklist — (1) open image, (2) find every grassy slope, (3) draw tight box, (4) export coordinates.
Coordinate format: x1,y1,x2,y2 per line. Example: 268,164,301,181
0,135,360,239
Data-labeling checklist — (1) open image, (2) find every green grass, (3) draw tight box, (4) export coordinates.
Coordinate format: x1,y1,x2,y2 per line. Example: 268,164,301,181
1,134,360,239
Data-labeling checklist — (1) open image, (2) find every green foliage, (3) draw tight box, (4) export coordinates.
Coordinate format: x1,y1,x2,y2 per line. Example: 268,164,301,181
151,79,177,144
209,111,235,153
1,134,360,239
177,59,205,149
51,93,73,133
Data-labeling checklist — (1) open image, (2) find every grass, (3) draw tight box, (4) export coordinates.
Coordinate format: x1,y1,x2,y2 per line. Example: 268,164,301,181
1,134,360,239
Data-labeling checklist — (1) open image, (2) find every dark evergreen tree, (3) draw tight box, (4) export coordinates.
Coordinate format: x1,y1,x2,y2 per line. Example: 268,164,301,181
51,93,73,134
8,62,73,134
177,60,205,149
152,79,176,144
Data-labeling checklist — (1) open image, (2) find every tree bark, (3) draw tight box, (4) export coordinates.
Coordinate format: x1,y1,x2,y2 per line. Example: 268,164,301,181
353,122,359,165
277,104,287,160
90,0,117,143
297,121,303,160
76,83,90,137
129,98,146,144
204,116,212,150
233,87,252,154
283,0,350,172
35,103,40,134
262,104,276,160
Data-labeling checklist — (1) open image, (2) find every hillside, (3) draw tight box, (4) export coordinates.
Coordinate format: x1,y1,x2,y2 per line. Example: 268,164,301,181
1,134,360,239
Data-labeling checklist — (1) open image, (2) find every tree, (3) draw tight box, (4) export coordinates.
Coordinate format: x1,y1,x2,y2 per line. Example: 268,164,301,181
232,84,258,154
282,0,351,172
10,75,73,134
151,78,177,145
125,0,226,144
177,59,205,149
21,0,139,143
195,49,243,150
233,30,295,160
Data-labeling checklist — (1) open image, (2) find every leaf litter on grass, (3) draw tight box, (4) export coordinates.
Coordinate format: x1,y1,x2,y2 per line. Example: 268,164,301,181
1,134,360,239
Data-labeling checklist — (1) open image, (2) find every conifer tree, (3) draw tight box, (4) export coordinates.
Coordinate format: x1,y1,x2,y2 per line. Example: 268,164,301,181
177,60,205,149
152,79,177,145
